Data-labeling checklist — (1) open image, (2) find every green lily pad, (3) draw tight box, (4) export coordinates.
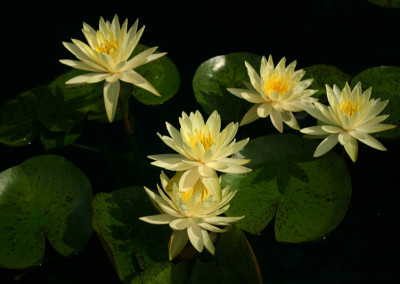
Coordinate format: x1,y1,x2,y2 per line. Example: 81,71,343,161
192,52,261,122
130,44,180,105
366,0,400,7
214,225,262,283
0,88,40,146
303,64,352,102
223,134,351,243
0,155,93,269
351,66,400,139
131,261,188,284
92,187,171,284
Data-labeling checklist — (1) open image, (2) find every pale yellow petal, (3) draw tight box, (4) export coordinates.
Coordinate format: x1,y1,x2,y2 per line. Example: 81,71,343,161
103,80,120,122
169,230,189,260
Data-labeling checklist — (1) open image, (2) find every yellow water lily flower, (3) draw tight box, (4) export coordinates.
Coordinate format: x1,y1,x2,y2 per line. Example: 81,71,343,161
227,55,317,132
300,82,396,162
139,171,244,260
60,15,166,122
148,110,251,201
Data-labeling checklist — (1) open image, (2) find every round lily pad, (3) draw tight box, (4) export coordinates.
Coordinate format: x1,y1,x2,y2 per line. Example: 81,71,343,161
351,66,400,139
0,155,93,269
192,52,261,122
223,134,351,243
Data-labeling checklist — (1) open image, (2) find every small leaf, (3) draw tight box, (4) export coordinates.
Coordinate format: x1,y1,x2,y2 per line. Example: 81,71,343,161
0,88,39,146
92,187,171,283
130,44,180,105
0,155,93,269
223,134,351,243
193,52,261,121
351,66,400,139
303,64,352,101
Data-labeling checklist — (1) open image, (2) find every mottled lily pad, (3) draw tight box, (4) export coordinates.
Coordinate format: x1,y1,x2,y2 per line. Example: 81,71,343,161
92,187,171,284
351,66,400,139
0,155,93,269
303,64,352,102
0,88,40,146
223,134,351,243
192,52,261,122
130,44,180,105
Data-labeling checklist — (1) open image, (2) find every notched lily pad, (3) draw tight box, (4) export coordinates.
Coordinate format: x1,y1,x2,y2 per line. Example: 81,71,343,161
192,52,261,122
223,134,351,243
303,64,352,102
39,121,87,151
0,155,93,269
351,66,400,139
131,261,188,284
92,187,171,284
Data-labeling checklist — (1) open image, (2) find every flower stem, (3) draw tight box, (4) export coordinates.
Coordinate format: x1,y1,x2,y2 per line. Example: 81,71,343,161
118,92,132,134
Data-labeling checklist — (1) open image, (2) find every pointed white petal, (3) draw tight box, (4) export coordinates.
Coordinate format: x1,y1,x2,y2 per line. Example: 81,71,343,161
313,133,339,157
187,223,204,253
139,214,176,224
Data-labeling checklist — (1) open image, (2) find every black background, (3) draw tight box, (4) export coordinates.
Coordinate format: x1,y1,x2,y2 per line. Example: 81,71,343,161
1,0,400,283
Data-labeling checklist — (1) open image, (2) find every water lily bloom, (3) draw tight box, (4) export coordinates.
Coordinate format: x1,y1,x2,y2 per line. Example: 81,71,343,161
139,171,244,260
148,110,251,201
227,55,317,132
300,82,396,162
60,15,166,122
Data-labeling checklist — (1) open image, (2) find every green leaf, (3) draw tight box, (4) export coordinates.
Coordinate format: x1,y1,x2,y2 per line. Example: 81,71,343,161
131,261,188,284
223,134,351,243
129,44,180,105
303,64,352,101
214,225,262,284
0,88,39,146
351,66,400,139
92,187,171,284
0,155,93,269
366,0,400,8
48,69,104,115
39,121,87,150
192,52,261,121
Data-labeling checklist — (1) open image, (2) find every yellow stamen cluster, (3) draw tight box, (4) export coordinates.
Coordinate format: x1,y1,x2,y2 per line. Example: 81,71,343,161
340,100,359,117
264,72,292,99
188,128,215,151
94,31,118,54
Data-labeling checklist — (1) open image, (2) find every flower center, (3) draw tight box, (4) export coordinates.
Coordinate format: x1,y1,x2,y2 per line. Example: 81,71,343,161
181,182,210,203
94,31,118,54
188,127,215,151
340,99,359,117
264,72,291,99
